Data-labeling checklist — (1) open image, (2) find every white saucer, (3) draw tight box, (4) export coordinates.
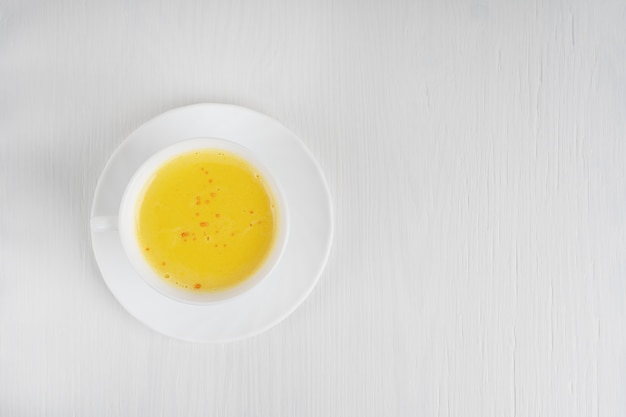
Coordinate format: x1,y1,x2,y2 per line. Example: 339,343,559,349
90,104,333,342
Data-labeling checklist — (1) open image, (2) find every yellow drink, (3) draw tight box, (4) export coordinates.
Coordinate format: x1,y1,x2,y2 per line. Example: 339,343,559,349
136,149,277,292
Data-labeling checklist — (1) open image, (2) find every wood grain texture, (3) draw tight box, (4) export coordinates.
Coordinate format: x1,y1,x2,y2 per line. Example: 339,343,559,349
2,0,626,415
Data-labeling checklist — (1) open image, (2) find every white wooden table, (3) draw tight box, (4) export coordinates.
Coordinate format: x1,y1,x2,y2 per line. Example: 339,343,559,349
2,0,625,415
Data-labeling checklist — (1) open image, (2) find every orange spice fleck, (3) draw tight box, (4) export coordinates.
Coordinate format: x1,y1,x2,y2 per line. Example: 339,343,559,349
194,283,202,289
199,222,208,227
215,213,220,218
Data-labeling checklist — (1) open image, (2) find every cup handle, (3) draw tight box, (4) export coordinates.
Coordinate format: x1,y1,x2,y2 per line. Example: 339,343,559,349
91,216,118,232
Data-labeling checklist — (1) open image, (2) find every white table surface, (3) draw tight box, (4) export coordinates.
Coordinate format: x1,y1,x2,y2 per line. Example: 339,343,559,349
2,0,626,415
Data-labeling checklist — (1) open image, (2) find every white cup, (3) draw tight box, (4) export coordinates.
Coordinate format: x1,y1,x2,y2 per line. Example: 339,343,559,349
114,137,289,304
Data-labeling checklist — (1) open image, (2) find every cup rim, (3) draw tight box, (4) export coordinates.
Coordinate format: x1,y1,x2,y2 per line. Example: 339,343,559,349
118,137,289,305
